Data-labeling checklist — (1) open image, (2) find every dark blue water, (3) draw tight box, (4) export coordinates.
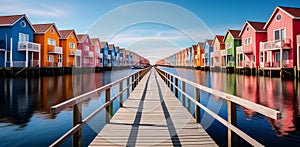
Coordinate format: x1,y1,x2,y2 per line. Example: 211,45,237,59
161,67,300,147
0,69,140,147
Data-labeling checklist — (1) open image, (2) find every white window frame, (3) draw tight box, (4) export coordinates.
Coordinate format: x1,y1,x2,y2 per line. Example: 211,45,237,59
274,28,286,41
19,33,29,42
47,55,54,62
48,38,56,46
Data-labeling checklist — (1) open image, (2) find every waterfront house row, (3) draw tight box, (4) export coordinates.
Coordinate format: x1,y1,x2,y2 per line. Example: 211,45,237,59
156,6,300,72
0,14,149,68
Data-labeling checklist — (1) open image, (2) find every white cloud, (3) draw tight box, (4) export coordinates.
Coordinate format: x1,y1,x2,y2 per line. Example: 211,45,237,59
0,0,69,17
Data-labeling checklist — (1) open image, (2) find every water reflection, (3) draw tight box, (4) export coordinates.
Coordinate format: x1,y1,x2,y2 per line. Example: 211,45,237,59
0,73,104,128
162,68,300,146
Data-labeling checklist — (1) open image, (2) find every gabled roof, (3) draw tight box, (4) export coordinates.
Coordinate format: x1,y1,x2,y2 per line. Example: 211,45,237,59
224,30,241,42
239,21,267,36
108,44,115,50
213,35,225,45
77,34,90,44
264,6,300,29
90,38,101,47
0,14,36,32
100,41,108,49
33,23,62,38
198,42,204,49
205,39,213,46
115,46,119,50
58,30,79,41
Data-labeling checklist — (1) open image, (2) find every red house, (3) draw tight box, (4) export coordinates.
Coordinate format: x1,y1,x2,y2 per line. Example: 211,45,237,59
91,38,102,67
77,34,93,67
237,21,267,68
261,6,300,69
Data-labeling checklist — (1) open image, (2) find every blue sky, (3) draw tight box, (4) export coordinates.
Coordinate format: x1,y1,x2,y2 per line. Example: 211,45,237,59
1,0,300,64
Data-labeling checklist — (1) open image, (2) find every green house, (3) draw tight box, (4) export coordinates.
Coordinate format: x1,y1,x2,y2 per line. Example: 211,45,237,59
223,30,241,67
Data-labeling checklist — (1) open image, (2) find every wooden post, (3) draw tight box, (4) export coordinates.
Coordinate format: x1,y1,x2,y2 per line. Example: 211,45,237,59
194,87,200,123
227,100,237,147
127,77,130,98
119,81,123,107
131,75,134,91
73,103,82,147
106,88,111,123
170,75,173,92
182,81,185,106
165,72,167,83
175,78,178,97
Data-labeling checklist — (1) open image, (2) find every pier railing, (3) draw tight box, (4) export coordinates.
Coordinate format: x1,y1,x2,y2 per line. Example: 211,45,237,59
49,67,151,147
155,67,281,147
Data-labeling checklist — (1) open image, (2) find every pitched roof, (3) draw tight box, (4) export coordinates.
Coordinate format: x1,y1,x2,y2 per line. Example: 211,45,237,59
239,21,267,36
100,41,108,48
215,35,225,44
0,14,23,25
33,23,53,33
264,6,300,29
205,39,213,46
90,38,100,46
108,44,115,50
198,42,204,49
77,34,89,43
59,30,73,39
229,30,241,39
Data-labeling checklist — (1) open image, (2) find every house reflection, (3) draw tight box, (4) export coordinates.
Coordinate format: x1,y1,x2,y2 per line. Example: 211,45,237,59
0,72,104,127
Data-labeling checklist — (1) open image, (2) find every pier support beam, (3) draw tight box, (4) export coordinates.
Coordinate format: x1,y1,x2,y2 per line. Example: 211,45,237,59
73,103,82,147
106,88,111,123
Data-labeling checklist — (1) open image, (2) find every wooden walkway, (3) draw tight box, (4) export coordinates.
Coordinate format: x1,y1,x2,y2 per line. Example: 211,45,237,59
89,68,217,146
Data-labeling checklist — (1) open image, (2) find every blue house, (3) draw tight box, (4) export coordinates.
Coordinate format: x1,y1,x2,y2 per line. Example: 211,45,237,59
114,46,120,66
100,41,109,67
0,14,41,67
108,44,115,67
203,39,213,67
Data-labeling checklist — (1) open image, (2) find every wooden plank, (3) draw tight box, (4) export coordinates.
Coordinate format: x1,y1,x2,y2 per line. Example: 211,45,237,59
89,68,217,147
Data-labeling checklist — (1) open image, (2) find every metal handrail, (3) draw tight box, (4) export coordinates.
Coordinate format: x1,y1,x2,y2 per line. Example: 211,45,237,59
155,67,282,147
49,67,151,147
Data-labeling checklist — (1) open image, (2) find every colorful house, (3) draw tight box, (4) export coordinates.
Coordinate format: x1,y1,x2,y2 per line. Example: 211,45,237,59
211,35,225,68
91,38,103,67
0,14,41,67
195,42,204,67
237,21,267,68
120,48,126,66
126,50,132,66
261,6,300,69
115,46,120,66
77,34,93,67
100,41,110,67
59,30,80,67
223,30,241,68
202,39,213,67
33,23,62,67
108,44,116,66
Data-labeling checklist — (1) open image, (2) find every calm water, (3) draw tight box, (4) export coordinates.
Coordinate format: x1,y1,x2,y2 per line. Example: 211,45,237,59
161,67,300,146
0,69,139,147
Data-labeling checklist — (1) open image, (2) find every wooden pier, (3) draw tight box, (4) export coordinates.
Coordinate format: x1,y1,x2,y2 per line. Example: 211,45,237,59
89,68,217,146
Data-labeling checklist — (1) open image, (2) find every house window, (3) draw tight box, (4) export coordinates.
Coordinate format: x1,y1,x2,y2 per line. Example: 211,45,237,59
253,55,255,62
226,42,232,49
274,29,286,40
19,33,29,42
245,38,251,44
48,38,56,45
260,52,263,62
20,21,26,28
86,38,89,43
69,42,75,49
275,52,280,62
50,29,54,34
58,54,62,62
6,52,10,61
215,46,218,51
84,46,89,51
71,34,74,39
47,55,54,62
276,14,282,21
283,51,288,60
246,27,249,32
84,58,88,63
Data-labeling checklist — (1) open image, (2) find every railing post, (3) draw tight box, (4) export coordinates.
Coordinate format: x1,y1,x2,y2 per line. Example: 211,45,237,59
170,75,173,92
127,77,130,98
194,87,200,123
168,74,170,88
73,103,82,147
227,100,237,147
131,75,134,91
164,72,167,84
175,78,178,97
119,81,123,107
106,88,111,123
182,81,185,106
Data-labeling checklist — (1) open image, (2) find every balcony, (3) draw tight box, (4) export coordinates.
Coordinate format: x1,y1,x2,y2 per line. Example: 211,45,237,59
69,49,76,56
48,45,62,54
210,52,215,57
221,50,226,56
96,53,103,59
18,42,41,52
75,50,81,56
243,45,254,54
84,51,94,57
107,55,111,60
261,39,291,51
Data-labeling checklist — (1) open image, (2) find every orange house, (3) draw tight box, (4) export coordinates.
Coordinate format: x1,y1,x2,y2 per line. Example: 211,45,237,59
59,30,80,67
33,23,63,67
